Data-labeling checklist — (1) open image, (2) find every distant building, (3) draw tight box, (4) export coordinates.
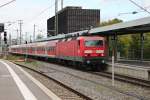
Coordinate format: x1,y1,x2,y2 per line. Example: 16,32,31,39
47,6,100,36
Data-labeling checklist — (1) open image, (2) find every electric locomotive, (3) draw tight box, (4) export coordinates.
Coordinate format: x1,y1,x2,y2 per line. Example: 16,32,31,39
9,35,106,70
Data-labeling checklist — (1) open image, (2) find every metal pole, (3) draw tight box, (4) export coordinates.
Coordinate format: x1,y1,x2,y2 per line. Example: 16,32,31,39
30,35,32,43
112,35,116,86
57,11,58,35
16,29,19,45
55,0,58,36
112,51,115,86
140,33,144,61
33,24,36,42
9,33,11,46
25,32,27,62
18,20,23,44
25,32,28,43
115,35,118,61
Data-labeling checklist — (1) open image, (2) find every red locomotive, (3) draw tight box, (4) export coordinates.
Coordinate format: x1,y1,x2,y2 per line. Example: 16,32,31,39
9,35,106,70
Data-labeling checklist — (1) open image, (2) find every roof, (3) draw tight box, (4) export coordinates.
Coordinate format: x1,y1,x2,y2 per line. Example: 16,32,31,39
89,16,150,35
37,17,150,42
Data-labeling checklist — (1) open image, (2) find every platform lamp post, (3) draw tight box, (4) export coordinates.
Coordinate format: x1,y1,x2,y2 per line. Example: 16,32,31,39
111,34,117,86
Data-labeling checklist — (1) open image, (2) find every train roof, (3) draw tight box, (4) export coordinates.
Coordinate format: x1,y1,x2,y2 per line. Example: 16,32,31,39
35,30,89,42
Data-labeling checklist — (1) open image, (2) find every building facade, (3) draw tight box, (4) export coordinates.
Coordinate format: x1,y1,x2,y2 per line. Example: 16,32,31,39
47,6,100,36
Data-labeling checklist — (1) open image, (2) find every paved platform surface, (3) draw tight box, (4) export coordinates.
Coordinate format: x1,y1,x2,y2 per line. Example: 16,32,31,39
0,60,61,100
107,61,150,80
114,60,150,68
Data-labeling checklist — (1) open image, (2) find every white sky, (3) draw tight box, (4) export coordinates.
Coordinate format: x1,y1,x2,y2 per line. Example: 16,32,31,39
0,0,150,40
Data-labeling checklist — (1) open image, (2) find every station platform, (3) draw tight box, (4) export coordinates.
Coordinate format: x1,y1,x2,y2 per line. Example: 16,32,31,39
107,62,150,80
0,60,61,100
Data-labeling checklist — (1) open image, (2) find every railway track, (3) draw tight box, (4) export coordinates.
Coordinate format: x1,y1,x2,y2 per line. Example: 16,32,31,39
14,63,92,100
42,61,150,88
13,61,150,100
93,71,150,88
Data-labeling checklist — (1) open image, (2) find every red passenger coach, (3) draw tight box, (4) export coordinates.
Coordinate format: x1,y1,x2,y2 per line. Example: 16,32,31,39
9,35,106,70
47,40,58,58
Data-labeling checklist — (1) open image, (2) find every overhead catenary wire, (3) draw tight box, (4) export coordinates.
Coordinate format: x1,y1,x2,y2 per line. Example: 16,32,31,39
26,0,61,24
128,0,150,15
118,5,150,16
0,0,16,8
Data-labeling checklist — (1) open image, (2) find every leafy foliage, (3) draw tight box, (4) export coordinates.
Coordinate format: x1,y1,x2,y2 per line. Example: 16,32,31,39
100,18,123,26
36,34,44,39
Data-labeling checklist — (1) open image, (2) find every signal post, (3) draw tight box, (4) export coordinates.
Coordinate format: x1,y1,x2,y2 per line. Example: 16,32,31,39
3,31,8,59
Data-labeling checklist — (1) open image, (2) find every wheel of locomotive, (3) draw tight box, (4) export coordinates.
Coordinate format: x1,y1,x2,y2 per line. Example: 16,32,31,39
76,62,82,70
91,65,98,71
65,60,70,66
71,61,77,68
62,60,67,66
44,57,48,61
81,64,92,71
101,63,108,71
96,63,107,71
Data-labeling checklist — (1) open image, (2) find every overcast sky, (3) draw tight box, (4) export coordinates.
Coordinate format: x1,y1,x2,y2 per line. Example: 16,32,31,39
0,0,150,39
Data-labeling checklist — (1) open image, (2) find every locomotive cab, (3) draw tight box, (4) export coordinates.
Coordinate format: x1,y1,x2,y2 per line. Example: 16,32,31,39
80,36,106,66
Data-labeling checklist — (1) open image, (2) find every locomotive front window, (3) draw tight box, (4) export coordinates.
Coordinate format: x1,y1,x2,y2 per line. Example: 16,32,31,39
85,40,103,47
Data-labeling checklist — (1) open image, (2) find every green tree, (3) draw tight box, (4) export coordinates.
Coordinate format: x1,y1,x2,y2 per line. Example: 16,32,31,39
117,35,132,58
128,33,150,60
36,34,44,40
143,33,150,60
100,18,123,26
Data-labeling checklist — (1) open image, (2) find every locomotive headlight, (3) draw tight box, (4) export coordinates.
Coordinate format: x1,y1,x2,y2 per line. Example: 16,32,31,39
96,50,104,53
86,60,91,64
102,60,105,63
84,50,92,53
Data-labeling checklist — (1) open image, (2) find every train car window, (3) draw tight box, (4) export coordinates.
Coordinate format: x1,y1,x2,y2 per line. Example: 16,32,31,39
85,40,103,47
